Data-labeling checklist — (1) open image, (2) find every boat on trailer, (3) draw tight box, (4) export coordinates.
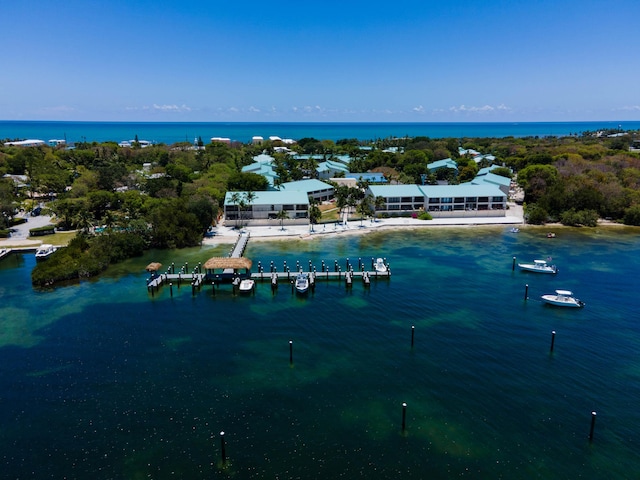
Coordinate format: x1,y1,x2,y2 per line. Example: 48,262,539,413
518,259,557,274
541,290,584,308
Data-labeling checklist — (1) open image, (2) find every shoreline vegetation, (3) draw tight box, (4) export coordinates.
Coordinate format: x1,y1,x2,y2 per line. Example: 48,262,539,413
1,127,639,286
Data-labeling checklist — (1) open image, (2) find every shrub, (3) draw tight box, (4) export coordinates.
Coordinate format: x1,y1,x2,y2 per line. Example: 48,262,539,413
623,205,640,226
417,211,433,221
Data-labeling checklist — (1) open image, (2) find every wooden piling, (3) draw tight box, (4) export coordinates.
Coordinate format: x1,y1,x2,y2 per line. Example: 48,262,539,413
289,340,293,364
220,431,226,464
589,411,596,441
512,256,516,271
402,402,407,432
411,325,415,348
550,330,556,352
524,284,528,300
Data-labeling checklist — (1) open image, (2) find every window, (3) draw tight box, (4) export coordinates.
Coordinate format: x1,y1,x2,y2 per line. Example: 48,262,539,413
388,197,400,203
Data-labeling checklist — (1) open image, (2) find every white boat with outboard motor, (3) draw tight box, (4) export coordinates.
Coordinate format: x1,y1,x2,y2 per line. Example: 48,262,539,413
295,272,309,294
518,259,557,274
35,244,57,260
541,290,584,308
238,278,255,293
374,257,388,273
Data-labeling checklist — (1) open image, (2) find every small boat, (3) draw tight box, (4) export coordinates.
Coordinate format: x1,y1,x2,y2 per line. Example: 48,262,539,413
35,244,57,260
518,259,557,274
0,248,10,260
509,227,520,233
541,290,584,308
374,257,388,273
295,272,309,294
547,232,556,238
238,278,255,293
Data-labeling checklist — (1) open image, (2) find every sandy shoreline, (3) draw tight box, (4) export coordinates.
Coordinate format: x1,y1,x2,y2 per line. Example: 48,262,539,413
3,203,630,250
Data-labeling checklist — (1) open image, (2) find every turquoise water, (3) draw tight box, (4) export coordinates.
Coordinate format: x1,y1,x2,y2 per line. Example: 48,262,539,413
2,120,640,144
1,227,640,478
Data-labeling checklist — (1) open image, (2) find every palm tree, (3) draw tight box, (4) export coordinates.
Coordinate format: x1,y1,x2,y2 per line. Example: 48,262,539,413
229,192,241,229
275,209,289,231
357,196,373,227
308,196,321,231
374,195,386,220
73,209,94,235
243,191,256,226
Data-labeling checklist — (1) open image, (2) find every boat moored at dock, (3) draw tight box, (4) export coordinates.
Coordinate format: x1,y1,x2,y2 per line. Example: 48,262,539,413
35,244,57,260
294,272,310,294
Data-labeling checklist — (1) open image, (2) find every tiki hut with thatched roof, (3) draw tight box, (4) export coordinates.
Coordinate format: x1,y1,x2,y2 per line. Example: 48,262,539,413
204,257,253,276
145,262,163,272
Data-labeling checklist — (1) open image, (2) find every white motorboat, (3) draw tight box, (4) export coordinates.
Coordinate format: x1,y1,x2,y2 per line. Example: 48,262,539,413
374,257,388,273
0,248,9,260
509,227,520,233
541,290,584,308
238,278,255,293
295,272,309,294
35,244,57,260
518,259,557,274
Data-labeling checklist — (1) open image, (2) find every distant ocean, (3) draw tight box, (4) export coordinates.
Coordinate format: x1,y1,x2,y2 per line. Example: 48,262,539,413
2,120,640,144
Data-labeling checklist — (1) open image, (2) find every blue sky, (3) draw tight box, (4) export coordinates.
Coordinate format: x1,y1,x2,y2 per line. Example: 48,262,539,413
2,0,639,122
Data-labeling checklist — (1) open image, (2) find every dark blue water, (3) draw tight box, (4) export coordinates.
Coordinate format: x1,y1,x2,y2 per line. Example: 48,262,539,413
2,120,639,144
1,226,640,478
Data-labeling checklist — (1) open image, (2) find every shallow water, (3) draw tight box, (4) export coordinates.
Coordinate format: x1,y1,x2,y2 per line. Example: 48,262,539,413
1,227,639,478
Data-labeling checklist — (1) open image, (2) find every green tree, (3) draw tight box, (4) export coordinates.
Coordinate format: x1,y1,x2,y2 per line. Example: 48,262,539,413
308,197,321,230
275,209,289,230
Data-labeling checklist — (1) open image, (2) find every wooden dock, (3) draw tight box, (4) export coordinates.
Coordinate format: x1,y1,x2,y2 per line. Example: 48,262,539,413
251,270,390,280
147,272,206,290
145,229,391,296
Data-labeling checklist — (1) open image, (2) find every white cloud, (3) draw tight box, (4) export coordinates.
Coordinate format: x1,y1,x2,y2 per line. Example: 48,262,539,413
412,105,425,113
617,105,640,111
248,106,261,113
152,104,191,112
448,104,511,114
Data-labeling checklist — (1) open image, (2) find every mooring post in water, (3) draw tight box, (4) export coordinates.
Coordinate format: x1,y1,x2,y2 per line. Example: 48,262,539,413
550,330,556,352
411,325,415,348
402,402,407,432
289,340,293,364
512,256,516,271
211,281,215,296
589,411,597,441
169,282,173,297
171,262,175,274
524,284,529,300
220,431,226,464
